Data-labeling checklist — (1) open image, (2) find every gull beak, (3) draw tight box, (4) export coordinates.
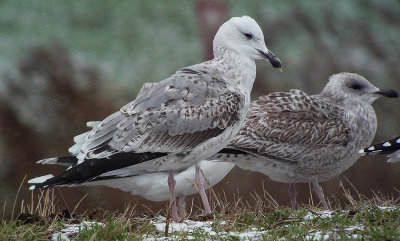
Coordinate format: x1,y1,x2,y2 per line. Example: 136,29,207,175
372,89,399,98
257,49,282,71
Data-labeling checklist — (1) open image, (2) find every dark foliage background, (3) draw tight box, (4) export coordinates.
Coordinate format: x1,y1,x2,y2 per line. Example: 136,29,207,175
0,0,399,216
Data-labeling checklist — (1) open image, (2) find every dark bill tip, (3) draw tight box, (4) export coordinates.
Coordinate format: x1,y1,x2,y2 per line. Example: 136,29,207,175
373,88,399,98
258,49,282,69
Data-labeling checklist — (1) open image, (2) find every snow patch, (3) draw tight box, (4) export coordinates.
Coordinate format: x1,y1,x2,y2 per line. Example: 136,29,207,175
142,216,268,240
377,206,398,211
303,210,335,220
52,232,70,241
48,208,399,241
305,225,363,240
51,221,104,241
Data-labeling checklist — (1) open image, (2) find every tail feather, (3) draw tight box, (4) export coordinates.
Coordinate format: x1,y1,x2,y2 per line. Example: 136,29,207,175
30,152,167,189
37,156,78,166
28,174,54,190
68,121,100,157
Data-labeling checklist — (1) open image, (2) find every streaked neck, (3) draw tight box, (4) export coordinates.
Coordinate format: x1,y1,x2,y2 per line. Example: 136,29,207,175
213,47,256,96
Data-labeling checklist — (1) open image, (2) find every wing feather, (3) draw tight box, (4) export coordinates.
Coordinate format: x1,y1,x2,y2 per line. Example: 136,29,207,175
77,65,244,160
232,89,350,162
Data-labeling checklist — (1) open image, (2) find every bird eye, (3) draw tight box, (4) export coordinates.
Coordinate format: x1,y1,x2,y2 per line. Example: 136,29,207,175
244,33,253,39
350,83,363,90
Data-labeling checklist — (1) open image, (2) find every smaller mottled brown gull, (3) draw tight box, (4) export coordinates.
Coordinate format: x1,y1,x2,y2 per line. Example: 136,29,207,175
218,72,398,208
360,135,400,162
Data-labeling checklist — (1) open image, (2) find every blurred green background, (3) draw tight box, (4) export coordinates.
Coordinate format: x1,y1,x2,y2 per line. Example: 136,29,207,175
0,0,399,216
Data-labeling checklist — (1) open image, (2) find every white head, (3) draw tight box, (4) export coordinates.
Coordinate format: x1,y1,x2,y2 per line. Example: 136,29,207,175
321,72,399,104
213,16,282,69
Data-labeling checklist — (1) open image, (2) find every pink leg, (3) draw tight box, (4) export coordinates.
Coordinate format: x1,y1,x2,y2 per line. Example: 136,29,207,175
168,170,180,222
312,178,328,209
177,194,187,218
194,164,212,214
289,183,298,209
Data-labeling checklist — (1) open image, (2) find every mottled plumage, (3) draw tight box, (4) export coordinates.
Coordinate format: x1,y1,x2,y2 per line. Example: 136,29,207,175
29,16,282,221
360,136,400,162
82,67,246,163
218,72,398,208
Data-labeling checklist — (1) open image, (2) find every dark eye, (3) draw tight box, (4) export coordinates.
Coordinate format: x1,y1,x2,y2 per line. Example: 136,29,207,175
350,83,363,90
244,33,253,39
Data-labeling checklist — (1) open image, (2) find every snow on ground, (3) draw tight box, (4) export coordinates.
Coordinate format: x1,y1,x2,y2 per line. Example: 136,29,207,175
305,225,363,240
51,221,104,241
302,210,360,240
142,216,268,240
48,207,399,240
303,210,336,220
377,206,398,211
303,208,399,240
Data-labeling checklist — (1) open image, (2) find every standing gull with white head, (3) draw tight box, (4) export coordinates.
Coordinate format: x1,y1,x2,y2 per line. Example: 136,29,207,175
28,16,282,221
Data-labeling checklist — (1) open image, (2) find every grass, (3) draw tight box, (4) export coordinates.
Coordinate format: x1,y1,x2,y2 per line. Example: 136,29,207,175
0,183,399,241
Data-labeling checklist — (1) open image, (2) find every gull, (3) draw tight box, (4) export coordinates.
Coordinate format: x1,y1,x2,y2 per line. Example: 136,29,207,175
218,72,398,208
31,120,235,220
31,156,234,219
360,136,400,162
28,16,282,221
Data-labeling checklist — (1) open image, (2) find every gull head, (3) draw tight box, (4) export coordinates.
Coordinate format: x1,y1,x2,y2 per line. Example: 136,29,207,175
213,16,282,69
322,72,399,104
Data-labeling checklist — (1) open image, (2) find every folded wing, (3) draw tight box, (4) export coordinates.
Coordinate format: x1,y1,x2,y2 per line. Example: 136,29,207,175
231,89,350,163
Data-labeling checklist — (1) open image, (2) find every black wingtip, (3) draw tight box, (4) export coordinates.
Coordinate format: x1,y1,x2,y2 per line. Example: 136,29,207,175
32,152,167,188
219,148,249,155
361,136,400,156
